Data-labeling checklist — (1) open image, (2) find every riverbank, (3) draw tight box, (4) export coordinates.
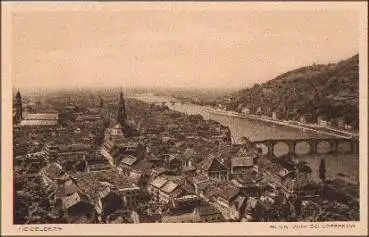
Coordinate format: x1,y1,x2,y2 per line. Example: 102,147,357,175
130,94,358,139
206,108,358,139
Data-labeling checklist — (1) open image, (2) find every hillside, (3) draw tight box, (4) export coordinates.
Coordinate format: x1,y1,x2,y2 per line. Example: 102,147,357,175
226,54,359,129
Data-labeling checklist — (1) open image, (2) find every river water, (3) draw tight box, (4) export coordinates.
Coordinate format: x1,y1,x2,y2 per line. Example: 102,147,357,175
132,95,359,184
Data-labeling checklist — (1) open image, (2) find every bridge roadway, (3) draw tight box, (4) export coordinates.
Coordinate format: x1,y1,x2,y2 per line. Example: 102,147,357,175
253,138,359,158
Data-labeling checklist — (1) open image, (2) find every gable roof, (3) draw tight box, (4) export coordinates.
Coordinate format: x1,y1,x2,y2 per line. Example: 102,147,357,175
55,179,79,198
202,154,227,171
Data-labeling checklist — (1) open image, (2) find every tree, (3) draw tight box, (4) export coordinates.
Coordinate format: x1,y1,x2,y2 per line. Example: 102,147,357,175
319,158,326,182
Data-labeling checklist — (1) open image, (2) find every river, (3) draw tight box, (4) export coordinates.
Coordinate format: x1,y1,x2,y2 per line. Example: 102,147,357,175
132,94,359,184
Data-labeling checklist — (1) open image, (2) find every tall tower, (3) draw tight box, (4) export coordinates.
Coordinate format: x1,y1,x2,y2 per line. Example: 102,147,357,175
117,90,127,125
99,96,104,108
15,89,23,123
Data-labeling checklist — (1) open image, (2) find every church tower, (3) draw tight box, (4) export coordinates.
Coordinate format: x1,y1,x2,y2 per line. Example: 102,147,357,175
99,96,104,108
117,90,127,125
15,89,23,123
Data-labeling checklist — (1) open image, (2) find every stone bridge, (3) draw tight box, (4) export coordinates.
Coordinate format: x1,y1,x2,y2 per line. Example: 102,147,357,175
253,138,359,158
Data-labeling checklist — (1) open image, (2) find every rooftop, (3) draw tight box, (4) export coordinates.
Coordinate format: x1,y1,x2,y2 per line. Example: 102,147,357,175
231,156,253,168
23,113,59,120
73,170,140,198
151,176,169,189
161,181,179,194
120,155,138,166
19,120,58,126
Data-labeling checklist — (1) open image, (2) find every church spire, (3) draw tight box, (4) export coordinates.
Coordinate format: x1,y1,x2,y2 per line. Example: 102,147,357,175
15,89,23,123
117,89,127,125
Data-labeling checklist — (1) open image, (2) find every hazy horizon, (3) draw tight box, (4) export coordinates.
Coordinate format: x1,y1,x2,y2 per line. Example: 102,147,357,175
12,8,358,90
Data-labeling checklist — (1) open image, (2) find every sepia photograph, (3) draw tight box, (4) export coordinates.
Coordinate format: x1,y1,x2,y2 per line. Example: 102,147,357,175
1,1,368,236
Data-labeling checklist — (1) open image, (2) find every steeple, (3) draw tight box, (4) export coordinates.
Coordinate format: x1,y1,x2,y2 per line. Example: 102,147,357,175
15,89,23,123
99,96,104,108
117,89,127,125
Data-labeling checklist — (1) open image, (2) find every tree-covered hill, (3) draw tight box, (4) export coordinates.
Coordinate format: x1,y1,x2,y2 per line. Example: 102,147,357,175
226,54,359,129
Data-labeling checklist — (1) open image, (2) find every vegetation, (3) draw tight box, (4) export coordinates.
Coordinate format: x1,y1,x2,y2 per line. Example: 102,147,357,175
226,54,359,129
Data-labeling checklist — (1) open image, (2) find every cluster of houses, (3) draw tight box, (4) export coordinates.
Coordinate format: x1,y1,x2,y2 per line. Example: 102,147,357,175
237,104,353,130
14,90,321,224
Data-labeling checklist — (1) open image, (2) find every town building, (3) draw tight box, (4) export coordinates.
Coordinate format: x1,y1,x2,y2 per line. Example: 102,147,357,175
258,156,312,198
241,107,250,115
317,115,329,127
272,112,278,120
201,154,229,181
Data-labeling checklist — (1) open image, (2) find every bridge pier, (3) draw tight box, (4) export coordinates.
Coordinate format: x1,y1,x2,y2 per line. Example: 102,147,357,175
351,140,359,154
308,140,318,155
287,141,296,157
265,141,275,158
329,140,338,154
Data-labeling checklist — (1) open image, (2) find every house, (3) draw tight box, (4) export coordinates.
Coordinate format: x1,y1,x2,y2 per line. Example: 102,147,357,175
26,162,43,175
162,201,223,223
336,117,344,128
196,203,224,222
146,154,165,168
158,180,183,204
165,154,182,171
241,107,250,115
299,115,307,124
190,174,215,196
212,182,240,220
258,156,312,197
148,175,190,205
118,187,141,209
229,196,247,221
201,154,229,181
242,197,264,222
40,162,69,187
256,107,262,115
101,140,144,167
317,115,329,127
182,166,197,177
148,176,169,201
106,209,135,223
231,156,254,179
43,143,91,169
232,178,260,197
230,143,260,179
183,147,198,168
64,193,96,224
272,112,278,120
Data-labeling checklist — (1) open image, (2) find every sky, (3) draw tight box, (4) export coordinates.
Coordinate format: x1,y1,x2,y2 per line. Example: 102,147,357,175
11,8,359,89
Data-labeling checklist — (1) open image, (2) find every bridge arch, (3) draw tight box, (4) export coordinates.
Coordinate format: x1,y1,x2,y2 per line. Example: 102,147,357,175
255,143,268,155
252,138,357,158
295,141,310,155
337,140,351,154
316,140,331,154
273,141,289,157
